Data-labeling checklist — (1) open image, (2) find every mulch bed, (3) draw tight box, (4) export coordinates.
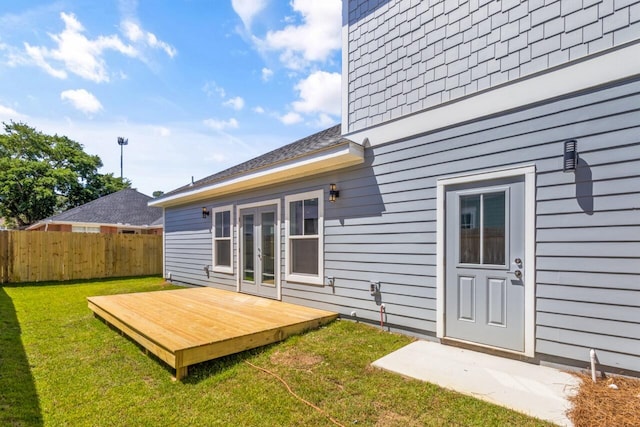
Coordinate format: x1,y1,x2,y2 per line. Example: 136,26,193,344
568,372,640,427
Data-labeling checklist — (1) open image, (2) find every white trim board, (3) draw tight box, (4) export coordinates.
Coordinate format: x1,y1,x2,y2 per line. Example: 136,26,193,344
436,164,536,358
341,0,349,135
344,42,640,147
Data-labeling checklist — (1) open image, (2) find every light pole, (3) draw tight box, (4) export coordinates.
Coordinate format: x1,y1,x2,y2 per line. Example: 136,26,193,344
117,137,128,179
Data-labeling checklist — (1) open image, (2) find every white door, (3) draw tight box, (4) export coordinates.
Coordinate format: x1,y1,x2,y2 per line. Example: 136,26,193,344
445,176,525,352
239,205,278,299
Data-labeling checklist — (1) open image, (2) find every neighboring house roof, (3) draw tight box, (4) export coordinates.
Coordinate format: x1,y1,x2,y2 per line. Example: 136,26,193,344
151,124,365,207
28,189,163,229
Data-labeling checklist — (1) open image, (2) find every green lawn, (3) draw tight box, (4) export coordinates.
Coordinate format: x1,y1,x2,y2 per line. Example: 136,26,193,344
1,277,552,426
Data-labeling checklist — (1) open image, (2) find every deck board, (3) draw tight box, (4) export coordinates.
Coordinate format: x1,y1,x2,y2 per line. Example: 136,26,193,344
87,287,338,380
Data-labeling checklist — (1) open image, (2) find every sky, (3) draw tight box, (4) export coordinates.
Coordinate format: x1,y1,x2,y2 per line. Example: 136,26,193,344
0,0,343,196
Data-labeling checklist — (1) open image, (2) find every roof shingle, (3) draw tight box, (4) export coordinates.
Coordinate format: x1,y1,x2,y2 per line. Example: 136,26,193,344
42,189,163,226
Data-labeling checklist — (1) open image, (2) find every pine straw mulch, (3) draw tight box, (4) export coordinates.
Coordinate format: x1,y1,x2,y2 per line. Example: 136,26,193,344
567,372,640,427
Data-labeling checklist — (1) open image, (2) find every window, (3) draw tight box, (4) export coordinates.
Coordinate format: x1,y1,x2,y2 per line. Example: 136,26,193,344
459,191,507,266
212,205,233,274
285,190,324,285
72,225,100,233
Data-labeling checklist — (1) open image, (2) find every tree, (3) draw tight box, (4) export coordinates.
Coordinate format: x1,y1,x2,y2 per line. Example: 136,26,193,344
152,190,164,198
0,122,131,227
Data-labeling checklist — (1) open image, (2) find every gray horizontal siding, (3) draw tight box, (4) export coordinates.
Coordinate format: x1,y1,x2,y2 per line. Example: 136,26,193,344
163,77,640,373
537,270,639,290
164,204,235,289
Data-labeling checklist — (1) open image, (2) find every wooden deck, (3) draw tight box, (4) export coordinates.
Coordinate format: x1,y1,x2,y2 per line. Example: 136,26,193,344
87,287,338,380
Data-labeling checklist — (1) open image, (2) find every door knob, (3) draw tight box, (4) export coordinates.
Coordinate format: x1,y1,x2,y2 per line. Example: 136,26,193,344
514,270,522,279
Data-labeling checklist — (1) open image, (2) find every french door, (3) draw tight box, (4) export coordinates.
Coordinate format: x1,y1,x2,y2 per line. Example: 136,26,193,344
239,204,278,299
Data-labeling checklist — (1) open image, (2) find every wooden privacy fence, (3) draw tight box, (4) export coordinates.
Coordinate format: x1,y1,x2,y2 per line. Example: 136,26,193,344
0,231,162,283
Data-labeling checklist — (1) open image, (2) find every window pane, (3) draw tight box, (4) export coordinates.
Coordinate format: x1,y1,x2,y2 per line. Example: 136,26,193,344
262,212,275,284
215,211,231,238
290,200,303,235
222,210,230,237
243,215,254,282
291,238,318,275
460,194,480,264
215,212,223,237
303,198,318,235
483,192,505,265
215,240,231,267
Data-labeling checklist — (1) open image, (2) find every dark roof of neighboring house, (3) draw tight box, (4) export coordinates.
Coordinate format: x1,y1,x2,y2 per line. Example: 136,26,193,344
162,124,347,198
39,189,163,227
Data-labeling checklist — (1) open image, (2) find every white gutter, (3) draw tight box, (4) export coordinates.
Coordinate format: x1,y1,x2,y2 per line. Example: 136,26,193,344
149,141,365,208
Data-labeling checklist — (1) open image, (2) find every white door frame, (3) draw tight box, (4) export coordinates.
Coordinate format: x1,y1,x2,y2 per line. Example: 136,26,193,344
436,164,536,357
235,198,282,300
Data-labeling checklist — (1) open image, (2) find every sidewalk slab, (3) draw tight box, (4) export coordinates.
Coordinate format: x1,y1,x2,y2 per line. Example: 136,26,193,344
372,340,579,426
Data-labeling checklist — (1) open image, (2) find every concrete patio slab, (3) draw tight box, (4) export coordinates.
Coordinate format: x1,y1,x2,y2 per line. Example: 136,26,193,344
372,340,580,426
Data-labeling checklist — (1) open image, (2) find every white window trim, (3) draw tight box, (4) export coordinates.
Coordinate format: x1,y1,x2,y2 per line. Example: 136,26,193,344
436,164,536,358
211,204,234,274
284,189,324,285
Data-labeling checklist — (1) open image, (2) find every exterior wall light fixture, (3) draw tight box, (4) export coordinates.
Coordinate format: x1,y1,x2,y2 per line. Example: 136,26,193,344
563,139,577,172
329,183,340,202
202,207,210,218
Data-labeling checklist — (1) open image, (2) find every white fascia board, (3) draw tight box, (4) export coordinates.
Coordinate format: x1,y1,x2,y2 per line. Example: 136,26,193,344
344,42,640,146
150,141,365,208
341,0,349,135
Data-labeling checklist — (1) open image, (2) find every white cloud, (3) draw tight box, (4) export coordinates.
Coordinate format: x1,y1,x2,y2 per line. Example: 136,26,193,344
23,12,138,83
0,104,27,121
202,81,226,98
223,96,245,111
60,89,103,114
253,106,265,114
291,70,341,116
12,12,175,83
262,0,341,70
153,126,171,137
231,0,268,30
278,112,302,125
206,152,227,162
121,20,177,58
203,118,239,131
261,67,273,81
313,113,336,128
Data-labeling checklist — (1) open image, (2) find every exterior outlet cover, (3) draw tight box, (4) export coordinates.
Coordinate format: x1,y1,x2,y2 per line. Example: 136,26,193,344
370,281,380,295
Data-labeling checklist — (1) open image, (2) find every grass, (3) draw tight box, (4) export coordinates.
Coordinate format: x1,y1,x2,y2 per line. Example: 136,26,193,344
1,276,553,426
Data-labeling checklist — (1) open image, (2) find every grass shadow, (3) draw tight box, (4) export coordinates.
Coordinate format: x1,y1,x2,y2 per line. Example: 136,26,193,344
1,275,163,289
0,287,43,426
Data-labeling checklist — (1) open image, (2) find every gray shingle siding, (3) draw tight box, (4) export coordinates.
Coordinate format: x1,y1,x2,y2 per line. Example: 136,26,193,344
165,78,640,372
346,0,640,133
